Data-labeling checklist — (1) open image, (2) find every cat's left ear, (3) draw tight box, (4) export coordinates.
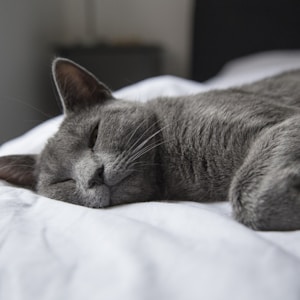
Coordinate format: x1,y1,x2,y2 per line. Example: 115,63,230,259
52,58,113,115
0,155,37,190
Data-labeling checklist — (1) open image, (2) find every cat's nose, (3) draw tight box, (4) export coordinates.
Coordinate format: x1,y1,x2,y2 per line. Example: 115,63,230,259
88,166,104,188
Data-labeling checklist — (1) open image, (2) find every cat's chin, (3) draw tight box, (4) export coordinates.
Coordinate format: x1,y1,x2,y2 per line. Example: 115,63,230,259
88,202,110,209
81,184,111,208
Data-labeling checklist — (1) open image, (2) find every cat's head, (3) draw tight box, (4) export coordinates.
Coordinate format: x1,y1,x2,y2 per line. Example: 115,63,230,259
0,58,162,208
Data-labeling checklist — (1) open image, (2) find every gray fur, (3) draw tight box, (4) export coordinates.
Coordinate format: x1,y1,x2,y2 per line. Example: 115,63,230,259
1,58,300,231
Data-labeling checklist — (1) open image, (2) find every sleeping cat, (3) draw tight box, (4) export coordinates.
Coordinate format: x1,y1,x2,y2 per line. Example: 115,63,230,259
1,58,300,231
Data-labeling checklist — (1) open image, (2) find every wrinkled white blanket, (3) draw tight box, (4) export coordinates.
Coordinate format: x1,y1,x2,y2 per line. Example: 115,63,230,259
1,51,300,300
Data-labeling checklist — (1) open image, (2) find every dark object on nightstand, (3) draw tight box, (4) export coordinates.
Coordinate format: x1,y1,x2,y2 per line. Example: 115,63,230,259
56,44,163,90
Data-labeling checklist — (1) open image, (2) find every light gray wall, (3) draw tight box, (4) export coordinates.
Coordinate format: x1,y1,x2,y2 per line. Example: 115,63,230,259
0,0,61,144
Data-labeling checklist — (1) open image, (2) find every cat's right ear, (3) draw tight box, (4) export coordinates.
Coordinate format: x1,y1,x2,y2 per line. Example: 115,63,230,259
52,58,113,115
0,155,37,190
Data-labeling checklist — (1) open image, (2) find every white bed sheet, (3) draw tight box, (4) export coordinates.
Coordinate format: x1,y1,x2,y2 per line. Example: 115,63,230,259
1,51,300,300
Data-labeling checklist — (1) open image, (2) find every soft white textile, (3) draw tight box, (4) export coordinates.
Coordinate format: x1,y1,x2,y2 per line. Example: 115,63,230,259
1,51,300,300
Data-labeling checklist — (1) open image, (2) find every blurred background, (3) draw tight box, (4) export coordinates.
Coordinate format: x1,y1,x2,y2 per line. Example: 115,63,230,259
0,0,193,144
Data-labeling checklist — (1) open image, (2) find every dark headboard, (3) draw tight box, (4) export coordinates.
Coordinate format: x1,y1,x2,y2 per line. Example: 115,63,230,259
191,0,300,82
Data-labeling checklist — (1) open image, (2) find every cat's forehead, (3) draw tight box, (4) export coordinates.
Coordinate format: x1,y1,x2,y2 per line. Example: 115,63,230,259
50,101,147,146
63,101,148,128
101,101,148,118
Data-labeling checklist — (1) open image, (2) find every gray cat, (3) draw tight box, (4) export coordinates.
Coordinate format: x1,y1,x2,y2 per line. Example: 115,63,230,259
1,58,300,231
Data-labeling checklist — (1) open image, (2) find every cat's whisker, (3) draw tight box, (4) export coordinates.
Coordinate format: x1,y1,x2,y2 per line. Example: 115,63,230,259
126,120,162,153
3,96,53,119
130,124,170,156
123,119,148,150
129,161,161,167
128,130,170,162
127,140,169,165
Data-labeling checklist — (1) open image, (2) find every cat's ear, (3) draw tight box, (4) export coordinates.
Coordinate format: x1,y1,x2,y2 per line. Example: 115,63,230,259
52,58,113,114
0,155,37,190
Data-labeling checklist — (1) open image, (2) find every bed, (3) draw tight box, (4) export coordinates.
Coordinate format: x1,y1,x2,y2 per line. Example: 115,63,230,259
1,51,300,300
1,1,300,299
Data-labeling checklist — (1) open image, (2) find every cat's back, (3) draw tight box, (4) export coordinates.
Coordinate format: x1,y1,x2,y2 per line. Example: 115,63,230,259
148,88,298,131
239,69,300,106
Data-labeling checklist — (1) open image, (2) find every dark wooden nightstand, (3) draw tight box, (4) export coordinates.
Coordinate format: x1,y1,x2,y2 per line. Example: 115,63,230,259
56,44,163,90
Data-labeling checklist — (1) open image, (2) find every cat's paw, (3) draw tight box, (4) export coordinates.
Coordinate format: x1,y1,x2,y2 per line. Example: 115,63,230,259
230,170,300,231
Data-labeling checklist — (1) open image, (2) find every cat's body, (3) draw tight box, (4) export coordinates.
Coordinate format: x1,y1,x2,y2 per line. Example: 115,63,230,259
1,59,300,231
150,86,298,202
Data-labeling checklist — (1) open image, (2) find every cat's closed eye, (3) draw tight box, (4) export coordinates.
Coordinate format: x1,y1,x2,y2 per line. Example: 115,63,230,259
89,124,99,149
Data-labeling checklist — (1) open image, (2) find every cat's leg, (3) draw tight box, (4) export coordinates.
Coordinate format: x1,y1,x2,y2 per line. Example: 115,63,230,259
229,116,300,230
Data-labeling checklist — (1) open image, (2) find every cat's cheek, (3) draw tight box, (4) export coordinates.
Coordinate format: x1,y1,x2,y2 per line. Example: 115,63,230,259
109,180,145,206
37,180,80,206
79,185,111,208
